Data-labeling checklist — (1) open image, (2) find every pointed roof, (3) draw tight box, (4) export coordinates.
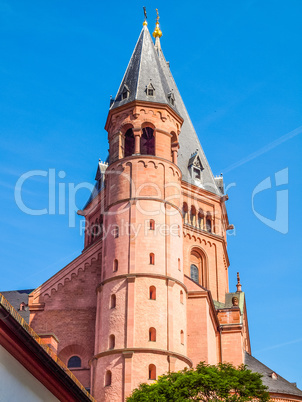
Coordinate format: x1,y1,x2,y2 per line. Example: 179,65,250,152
110,26,178,113
110,25,222,196
155,44,222,195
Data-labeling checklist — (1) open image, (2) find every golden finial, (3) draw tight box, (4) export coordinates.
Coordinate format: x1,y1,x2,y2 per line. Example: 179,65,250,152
153,8,162,38
143,6,148,26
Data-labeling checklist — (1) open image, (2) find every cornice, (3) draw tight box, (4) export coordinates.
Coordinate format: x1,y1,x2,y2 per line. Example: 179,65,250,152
105,100,184,132
29,242,102,304
90,347,192,368
96,273,188,294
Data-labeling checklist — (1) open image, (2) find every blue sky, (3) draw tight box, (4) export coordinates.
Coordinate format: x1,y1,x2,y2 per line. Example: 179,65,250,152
1,0,301,388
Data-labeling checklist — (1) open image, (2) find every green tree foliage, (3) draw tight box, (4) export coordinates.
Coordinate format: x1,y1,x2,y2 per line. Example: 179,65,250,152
127,362,270,402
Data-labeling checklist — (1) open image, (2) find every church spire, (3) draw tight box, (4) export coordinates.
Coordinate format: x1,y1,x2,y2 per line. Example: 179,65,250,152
110,21,178,113
109,12,223,196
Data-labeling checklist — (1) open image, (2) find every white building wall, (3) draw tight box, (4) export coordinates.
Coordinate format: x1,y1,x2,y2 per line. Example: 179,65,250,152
0,345,59,402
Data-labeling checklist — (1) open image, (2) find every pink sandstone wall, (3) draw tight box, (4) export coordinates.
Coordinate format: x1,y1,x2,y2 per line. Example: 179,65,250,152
92,354,124,401
29,260,101,389
187,295,210,366
206,300,218,365
220,329,244,366
96,278,127,353
134,277,168,349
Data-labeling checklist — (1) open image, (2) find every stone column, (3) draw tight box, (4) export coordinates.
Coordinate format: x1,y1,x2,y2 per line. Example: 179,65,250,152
133,128,141,154
171,143,179,164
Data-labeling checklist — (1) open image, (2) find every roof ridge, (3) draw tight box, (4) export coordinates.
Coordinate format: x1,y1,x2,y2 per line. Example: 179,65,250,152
134,26,146,100
156,47,222,195
111,27,144,105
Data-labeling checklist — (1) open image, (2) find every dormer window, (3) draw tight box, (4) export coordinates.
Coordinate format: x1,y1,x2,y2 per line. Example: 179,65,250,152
193,167,201,180
167,92,175,106
121,85,130,100
146,83,155,97
188,152,204,183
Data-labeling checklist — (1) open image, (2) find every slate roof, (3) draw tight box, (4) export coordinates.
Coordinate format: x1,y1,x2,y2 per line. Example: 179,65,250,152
1,289,34,323
110,26,178,114
155,39,222,195
110,26,222,196
245,352,302,397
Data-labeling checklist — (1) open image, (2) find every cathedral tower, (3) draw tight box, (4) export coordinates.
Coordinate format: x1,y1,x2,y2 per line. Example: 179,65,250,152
28,15,254,402
90,22,190,401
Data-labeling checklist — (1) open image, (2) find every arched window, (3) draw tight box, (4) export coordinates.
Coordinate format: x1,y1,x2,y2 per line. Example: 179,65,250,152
190,249,205,287
149,364,156,380
180,330,184,344
113,226,119,238
91,222,95,242
109,335,115,349
124,128,135,157
180,290,184,304
149,253,155,265
206,217,212,233
113,259,118,272
99,215,103,237
149,286,156,300
171,131,178,163
20,303,26,311
149,327,156,342
67,356,81,368
110,294,116,309
183,202,188,223
140,127,155,156
105,370,112,386
178,258,181,271
95,218,99,236
190,264,199,283
149,219,155,230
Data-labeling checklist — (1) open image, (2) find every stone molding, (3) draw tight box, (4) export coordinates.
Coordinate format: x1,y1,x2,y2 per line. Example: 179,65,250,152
105,100,184,134
90,347,193,368
96,273,187,293
183,227,230,268
108,154,182,177
29,243,102,304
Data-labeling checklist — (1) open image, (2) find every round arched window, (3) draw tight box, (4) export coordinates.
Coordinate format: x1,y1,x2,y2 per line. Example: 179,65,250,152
190,264,199,283
67,355,81,368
